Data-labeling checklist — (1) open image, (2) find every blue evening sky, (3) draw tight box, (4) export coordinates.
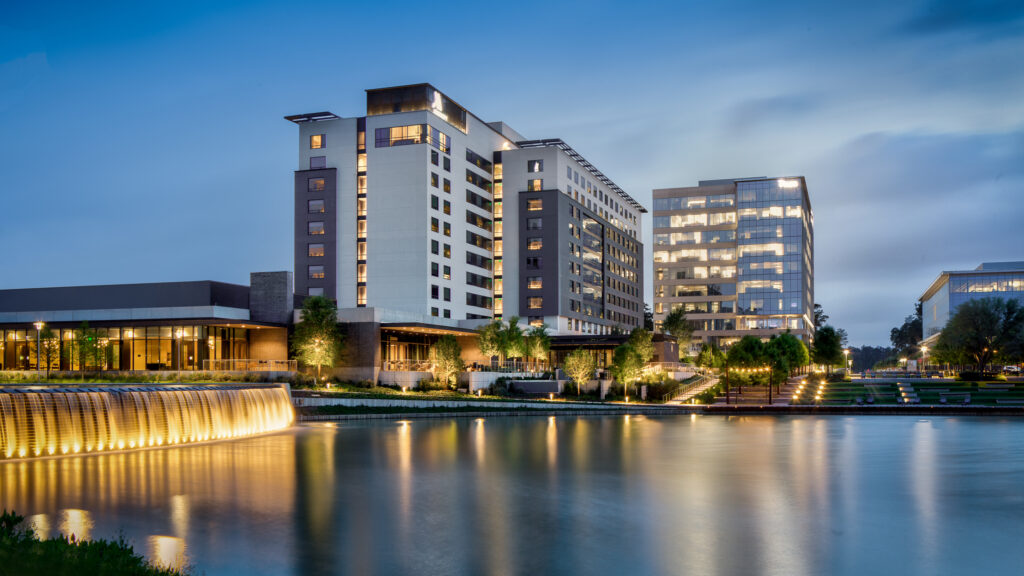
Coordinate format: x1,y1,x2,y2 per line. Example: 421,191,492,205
1,0,1022,346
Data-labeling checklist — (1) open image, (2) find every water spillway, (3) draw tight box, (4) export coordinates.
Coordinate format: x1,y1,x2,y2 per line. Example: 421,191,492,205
0,383,294,460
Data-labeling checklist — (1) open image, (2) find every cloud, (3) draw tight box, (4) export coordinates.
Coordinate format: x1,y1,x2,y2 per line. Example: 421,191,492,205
725,93,824,134
900,0,1024,35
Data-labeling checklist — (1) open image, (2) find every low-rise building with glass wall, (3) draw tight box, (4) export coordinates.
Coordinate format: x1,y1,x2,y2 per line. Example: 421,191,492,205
919,261,1024,347
0,272,294,372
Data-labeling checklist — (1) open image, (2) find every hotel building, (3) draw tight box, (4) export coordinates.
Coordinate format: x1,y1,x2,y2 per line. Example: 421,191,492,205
651,177,814,351
919,261,1024,347
287,84,645,339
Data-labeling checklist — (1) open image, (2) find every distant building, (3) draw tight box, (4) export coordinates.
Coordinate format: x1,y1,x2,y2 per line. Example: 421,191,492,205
651,177,814,352
919,261,1024,347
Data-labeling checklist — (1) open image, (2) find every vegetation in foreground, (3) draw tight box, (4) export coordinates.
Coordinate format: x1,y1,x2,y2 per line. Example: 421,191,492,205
0,510,187,576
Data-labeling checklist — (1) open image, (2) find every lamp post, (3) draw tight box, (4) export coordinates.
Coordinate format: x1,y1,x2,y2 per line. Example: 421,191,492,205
920,345,928,373
33,321,44,376
899,357,907,374
843,348,850,377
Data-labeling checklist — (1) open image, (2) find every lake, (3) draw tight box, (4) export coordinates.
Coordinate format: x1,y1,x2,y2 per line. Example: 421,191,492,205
2,414,1023,575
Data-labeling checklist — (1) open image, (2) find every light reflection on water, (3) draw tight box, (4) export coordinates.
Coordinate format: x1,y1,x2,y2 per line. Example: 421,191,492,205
0,415,1023,575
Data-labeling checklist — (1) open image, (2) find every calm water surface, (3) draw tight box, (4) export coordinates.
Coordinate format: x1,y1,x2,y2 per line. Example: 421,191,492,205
2,415,1023,575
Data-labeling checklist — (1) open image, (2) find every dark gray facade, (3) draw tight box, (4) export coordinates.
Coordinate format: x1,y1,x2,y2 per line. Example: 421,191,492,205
0,281,249,313
249,272,294,324
517,189,643,331
294,168,338,300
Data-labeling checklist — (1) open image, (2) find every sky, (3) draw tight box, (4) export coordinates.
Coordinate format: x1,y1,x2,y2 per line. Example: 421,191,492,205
1,0,1022,346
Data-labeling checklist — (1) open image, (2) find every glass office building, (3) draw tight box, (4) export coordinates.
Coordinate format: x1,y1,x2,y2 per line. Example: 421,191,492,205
652,177,814,351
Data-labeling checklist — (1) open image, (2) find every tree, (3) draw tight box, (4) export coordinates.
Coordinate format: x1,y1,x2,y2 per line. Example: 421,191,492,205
610,343,643,398
661,308,692,360
430,335,465,388
563,348,596,396
727,335,766,368
765,333,810,382
628,327,654,366
813,325,844,373
39,326,60,377
477,319,505,364
524,324,551,369
504,316,526,367
695,343,724,369
932,297,1024,370
847,345,893,372
889,303,923,356
813,303,829,330
291,296,344,379
643,304,654,331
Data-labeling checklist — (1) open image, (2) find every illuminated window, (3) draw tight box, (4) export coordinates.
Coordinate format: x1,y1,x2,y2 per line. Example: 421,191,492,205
357,285,367,306
374,124,425,147
357,220,367,239
308,222,325,235
308,265,325,279
357,197,367,216
443,222,451,236
527,238,543,250
308,243,325,257
431,217,439,233
308,199,325,213
527,277,543,290
443,243,451,258
357,153,366,172
357,263,366,282
528,179,543,191
357,241,367,260
431,173,439,188
357,175,367,195
443,265,450,280
443,178,451,193
528,160,543,172
308,178,325,192
443,200,450,215
310,134,325,149
527,198,543,211
494,163,503,179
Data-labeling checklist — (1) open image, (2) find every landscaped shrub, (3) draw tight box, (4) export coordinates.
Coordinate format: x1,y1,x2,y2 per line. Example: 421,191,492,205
487,377,511,396
693,383,723,404
289,373,316,388
418,379,447,391
827,373,851,383
957,371,1006,382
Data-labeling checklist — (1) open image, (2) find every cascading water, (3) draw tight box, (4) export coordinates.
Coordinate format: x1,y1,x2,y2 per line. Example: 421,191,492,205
0,384,294,459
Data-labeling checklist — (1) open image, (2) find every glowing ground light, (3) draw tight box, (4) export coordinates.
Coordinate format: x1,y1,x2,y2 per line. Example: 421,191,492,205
0,384,294,461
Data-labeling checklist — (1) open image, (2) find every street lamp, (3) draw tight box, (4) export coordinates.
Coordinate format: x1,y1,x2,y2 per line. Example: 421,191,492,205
843,348,850,376
899,357,907,373
33,321,44,377
920,345,928,372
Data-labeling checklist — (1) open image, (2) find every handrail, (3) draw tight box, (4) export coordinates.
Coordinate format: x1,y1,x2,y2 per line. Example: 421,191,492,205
202,359,297,372
661,375,707,402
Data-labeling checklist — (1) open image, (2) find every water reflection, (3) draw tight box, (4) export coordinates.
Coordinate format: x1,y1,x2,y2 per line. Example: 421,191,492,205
0,416,1022,576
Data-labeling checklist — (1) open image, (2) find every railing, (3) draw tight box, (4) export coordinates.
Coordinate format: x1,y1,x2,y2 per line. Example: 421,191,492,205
202,359,297,372
382,360,434,372
661,375,707,402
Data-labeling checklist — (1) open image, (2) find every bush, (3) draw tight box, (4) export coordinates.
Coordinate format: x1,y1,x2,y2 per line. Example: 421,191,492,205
289,373,316,388
957,371,1006,382
487,377,512,396
827,373,851,383
693,383,723,404
418,379,448,391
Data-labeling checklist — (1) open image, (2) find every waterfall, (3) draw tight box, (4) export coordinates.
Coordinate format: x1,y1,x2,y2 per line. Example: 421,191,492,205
0,384,294,459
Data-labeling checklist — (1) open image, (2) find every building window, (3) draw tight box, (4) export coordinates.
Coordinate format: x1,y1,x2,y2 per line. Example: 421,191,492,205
357,219,367,239
527,238,543,250
444,243,451,258
527,217,543,230
443,222,451,236
443,156,451,171
432,195,439,210
431,173,439,188
528,179,542,191
431,240,439,255
527,198,543,211
308,199,325,213
432,262,439,277
526,256,542,269
431,149,439,165
357,285,367,306
308,265,325,279
431,307,439,317
443,265,451,280
528,160,543,173
308,178,325,192
308,243,325,257
466,170,491,192
528,297,543,309
431,285,439,299
310,134,325,149
527,277,543,290
308,222,325,235
310,156,326,169
443,309,451,318
357,263,367,282
443,287,451,302
309,287,324,296
529,316,544,327
431,217,439,233
356,241,367,260
375,124,425,147
443,178,451,193
443,200,451,215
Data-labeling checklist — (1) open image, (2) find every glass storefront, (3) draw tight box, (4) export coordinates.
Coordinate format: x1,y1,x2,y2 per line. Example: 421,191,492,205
0,325,252,371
